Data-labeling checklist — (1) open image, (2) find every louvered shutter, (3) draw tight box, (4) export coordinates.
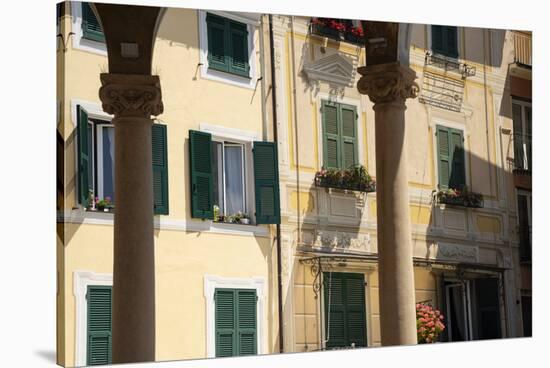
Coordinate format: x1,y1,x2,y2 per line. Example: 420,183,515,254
77,105,91,205
437,126,451,189
445,26,459,58
206,13,228,72
87,286,112,366
345,273,367,347
229,21,250,77
237,290,257,355
474,278,502,339
432,25,444,55
322,101,340,169
215,289,236,357
152,124,169,215
189,130,214,219
82,2,105,43
432,25,458,58
512,103,524,169
324,273,347,348
449,129,465,189
253,142,281,224
324,273,367,349
340,104,358,169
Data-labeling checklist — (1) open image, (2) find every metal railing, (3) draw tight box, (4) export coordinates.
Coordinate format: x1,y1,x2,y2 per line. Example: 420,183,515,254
513,31,532,67
513,133,532,172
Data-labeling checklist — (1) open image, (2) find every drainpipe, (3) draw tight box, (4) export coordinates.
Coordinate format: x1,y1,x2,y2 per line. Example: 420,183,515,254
269,14,285,354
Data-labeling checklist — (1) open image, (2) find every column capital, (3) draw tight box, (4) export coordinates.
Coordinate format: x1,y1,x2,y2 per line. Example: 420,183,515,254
357,62,419,105
99,73,164,118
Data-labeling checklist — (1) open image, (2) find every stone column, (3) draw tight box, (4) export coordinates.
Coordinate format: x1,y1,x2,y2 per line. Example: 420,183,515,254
99,73,163,363
357,62,419,346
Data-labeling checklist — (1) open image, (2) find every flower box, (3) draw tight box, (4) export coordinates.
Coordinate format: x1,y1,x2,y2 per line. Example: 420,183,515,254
315,165,376,193
435,188,483,208
310,18,364,46
311,22,344,40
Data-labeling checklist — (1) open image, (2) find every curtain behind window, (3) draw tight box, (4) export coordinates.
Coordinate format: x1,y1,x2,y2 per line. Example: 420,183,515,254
224,145,245,215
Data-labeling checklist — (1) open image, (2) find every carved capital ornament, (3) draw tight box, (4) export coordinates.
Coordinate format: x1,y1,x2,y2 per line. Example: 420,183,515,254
99,73,164,118
357,62,419,105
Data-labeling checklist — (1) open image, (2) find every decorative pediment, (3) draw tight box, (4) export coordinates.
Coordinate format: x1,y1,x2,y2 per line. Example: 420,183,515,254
303,53,358,87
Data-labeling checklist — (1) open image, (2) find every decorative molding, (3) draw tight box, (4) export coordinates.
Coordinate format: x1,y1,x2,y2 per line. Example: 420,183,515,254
435,242,478,262
203,275,267,358
303,53,358,88
299,229,372,254
99,73,163,117
73,270,113,367
199,123,260,142
357,62,419,104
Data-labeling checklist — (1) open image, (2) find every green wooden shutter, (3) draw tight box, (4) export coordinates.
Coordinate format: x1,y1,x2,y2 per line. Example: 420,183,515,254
77,105,91,205
322,101,340,169
82,3,105,43
206,13,229,73
215,289,236,357
324,273,367,349
237,290,257,355
152,124,169,215
449,129,465,189
340,104,358,169
445,26,459,58
87,285,112,366
432,25,458,58
253,142,281,224
437,125,451,189
432,25,444,56
189,130,214,219
228,20,250,77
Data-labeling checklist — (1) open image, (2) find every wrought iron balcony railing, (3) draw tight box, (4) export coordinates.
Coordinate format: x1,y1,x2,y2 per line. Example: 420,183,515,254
513,31,532,67
513,133,532,172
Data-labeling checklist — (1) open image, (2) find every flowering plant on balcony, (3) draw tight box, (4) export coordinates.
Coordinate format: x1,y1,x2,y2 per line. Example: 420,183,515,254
416,303,445,343
315,165,375,192
435,186,483,208
310,18,364,45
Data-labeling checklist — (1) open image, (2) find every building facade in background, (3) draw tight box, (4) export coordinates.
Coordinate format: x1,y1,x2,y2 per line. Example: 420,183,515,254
56,2,533,366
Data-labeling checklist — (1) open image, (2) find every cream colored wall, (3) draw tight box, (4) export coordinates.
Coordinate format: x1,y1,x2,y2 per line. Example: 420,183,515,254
59,6,274,366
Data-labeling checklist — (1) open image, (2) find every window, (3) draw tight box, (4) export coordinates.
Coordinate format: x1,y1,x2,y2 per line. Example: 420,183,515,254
444,278,502,342
214,288,257,357
512,100,532,171
517,191,532,262
436,125,465,190
77,105,169,214
321,100,358,170
206,13,250,78
82,2,105,43
86,285,112,366
323,272,367,349
431,25,458,58
189,130,280,224
212,141,246,217
521,294,532,337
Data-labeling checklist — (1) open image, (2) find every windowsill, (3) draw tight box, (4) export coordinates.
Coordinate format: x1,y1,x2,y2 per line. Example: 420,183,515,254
208,66,251,80
213,220,254,226
85,207,114,213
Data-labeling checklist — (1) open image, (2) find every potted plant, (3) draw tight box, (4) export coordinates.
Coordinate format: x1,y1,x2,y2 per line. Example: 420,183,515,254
315,165,376,192
416,303,445,343
95,196,112,212
435,186,483,208
344,24,364,44
213,205,220,222
239,213,250,225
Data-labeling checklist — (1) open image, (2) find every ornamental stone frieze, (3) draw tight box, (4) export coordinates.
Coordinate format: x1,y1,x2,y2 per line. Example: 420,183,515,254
298,229,372,254
99,73,164,118
435,242,478,263
357,62,419,105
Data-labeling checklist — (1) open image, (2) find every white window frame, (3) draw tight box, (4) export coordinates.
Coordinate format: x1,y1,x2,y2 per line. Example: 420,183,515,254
200,123,259,223
212,141,247,217
96,123,115,201
71,1,108,56
445,280,474,342
73,270,113,367
197,10,259,89
431,120,470,191
427,25,461,60
204,275,267,358
512,99,532,170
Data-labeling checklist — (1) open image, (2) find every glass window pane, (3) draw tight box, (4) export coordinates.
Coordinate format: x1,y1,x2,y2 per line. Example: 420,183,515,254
212,142,224,215
224,145,245,215
87,123,94,194
102,126,115,203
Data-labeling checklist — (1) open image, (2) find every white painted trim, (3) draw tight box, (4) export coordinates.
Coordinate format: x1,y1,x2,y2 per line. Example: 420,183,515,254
199,123,260,142
315,92,364,169
73,270,113,367
197,10,259,90
71,99,112,128
59,209,270,237
203,275,267,357
70,2,108,57
96,124,115,200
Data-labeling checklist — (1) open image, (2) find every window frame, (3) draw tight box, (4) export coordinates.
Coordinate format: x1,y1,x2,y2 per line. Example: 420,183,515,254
71,2,107,56
95,123,115,203
428,25,460,59
198,10,258,89
511,99,532,171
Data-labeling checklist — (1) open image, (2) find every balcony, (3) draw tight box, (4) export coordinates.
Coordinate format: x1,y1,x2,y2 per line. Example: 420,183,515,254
309,18,364,46
510,31,532,79
512,133,532,189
